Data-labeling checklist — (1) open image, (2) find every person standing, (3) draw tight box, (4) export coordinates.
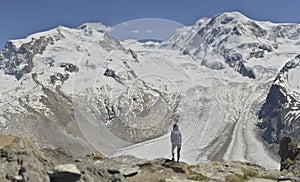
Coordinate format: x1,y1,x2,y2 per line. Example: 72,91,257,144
170,124,182,162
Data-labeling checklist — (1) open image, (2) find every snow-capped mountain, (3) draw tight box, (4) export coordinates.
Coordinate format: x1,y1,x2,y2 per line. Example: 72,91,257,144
167,12,300,78
0,12,299,170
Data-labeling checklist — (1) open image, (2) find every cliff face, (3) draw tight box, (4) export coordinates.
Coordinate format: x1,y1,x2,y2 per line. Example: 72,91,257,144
0,134,299,182
259,56,300,144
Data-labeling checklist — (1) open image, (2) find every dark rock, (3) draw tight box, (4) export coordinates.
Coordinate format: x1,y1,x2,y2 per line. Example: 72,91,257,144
0,36,57,80
108,165,140,177
59,63,79,73
248,21,267,37
221,16,234,24
84,163,126,182
104,68,115,77
103,68,123,85
18,167,26,175
98,33,123,52
258,44,273,52
278,136,300,176
232,25,245,35
128,48,139,63
249,50,264,58
108,166,120,174
49,73,69,84
49,164,81,182
182,50,189,55
161,159,186,173
237,42,259,49
223,52,256,79
236,61,256,79
259,85,287,119
259,55,300,144
74,158,82,163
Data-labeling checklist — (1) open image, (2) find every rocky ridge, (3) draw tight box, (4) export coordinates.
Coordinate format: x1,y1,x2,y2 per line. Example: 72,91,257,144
0,135,299,182
259,55,300,144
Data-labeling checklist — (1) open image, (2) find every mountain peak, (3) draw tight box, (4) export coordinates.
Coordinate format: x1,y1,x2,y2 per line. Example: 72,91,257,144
210,11,251,26
166,11,294,79
218,11,249,19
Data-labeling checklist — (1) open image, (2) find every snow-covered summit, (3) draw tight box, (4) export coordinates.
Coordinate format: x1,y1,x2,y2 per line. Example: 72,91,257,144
167,11,300,79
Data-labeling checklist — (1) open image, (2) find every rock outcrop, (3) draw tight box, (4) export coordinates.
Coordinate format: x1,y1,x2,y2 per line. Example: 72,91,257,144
0,33,63,80
1,134,300,181
49,164,81,182
0,135,50,182
259,55,300,144
278,136,300,178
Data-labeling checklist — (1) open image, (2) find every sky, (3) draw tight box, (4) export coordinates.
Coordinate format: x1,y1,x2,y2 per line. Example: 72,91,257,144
1,0,300,49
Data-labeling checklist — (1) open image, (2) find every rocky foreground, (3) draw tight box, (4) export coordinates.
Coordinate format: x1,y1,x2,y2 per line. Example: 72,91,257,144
0,135,299,182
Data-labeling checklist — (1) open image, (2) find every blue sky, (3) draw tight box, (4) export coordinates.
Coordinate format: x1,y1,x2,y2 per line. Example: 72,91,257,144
1,0,300,49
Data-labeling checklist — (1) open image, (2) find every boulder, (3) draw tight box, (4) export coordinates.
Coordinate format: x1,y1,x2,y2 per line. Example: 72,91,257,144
161,159,187,173
49,164,81,182
86,151,106,160
108,164,140,177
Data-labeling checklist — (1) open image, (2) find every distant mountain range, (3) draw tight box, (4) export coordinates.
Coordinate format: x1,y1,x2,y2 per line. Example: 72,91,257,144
0,11,299,170
138,39,164,43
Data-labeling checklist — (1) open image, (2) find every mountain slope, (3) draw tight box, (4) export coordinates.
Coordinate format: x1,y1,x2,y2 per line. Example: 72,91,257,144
259,55,300,143
167,11,300,79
